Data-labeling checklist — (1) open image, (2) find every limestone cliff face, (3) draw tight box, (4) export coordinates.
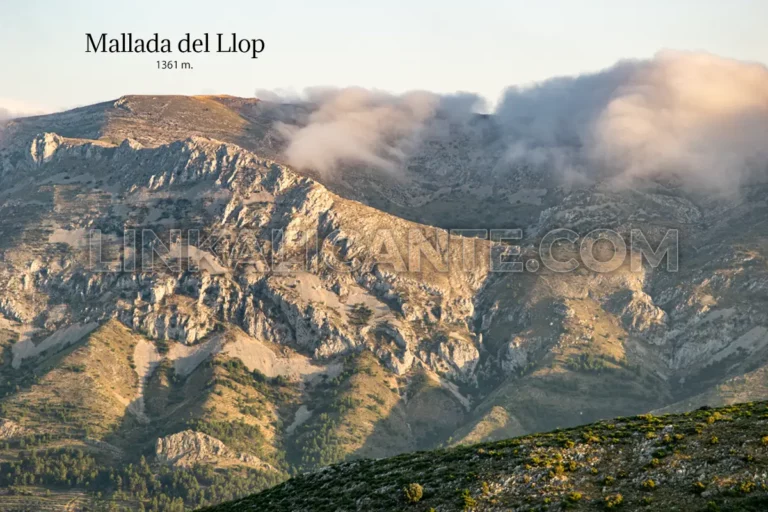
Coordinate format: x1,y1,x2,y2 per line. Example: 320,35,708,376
0,131,488,384
1,96,768,462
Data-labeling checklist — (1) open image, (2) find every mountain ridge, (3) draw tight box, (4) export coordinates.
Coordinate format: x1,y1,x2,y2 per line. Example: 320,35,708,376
0,94,767,510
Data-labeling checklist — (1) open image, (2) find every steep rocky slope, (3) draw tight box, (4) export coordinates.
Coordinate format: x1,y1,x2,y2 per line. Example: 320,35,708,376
0,95,767,509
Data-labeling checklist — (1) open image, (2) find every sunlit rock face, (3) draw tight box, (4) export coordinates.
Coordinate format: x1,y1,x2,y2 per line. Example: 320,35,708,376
0,93,767,476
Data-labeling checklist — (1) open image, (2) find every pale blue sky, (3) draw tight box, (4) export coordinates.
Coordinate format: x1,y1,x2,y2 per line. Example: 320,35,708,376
2,0,767,111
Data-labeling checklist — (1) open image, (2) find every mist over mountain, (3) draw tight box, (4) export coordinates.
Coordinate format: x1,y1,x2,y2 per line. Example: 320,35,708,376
0,98,50,122
271,51,768,196
0,50,768,510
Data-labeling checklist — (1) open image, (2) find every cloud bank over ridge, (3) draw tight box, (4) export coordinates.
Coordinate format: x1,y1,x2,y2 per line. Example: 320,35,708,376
0,98,49,122
272,88,486,178
271,51,768,193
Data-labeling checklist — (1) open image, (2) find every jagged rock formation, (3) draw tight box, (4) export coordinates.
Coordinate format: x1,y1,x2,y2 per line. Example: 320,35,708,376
0,128,486,380
1,95,768,509
155,430,276,471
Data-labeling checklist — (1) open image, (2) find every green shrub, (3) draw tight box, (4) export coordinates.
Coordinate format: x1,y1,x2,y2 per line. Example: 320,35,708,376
349,303,373,326
461,489,477,510
604,493,624,509
403,482,423,503
739,480,756,494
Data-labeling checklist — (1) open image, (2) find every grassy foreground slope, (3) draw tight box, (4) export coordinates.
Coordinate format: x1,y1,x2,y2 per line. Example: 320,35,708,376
201,401,768,511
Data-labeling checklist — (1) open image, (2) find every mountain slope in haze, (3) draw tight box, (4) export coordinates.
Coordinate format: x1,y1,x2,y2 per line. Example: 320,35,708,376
1,94,549,229
202,400,768,512
0,95,767,509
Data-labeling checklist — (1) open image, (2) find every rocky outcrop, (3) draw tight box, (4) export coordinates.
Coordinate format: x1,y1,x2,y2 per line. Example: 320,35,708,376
501,336,530,373
29,133,62,165
154,430,275,472
0,419,27,440
602,289,667,336
436,337,480,381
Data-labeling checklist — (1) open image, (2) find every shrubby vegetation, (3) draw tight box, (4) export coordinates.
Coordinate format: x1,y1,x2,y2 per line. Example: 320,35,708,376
202,401,768,512
289,355,380,470
348,303,373,326
0,448,283,511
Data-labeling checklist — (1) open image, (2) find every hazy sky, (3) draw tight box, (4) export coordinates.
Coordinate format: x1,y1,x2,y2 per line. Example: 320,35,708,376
2,0,768,112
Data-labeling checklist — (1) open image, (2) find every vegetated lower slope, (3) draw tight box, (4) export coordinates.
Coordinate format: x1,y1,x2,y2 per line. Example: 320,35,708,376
0,320,141,439
286,351,466,472
0,321,290,510
203,401,768,512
